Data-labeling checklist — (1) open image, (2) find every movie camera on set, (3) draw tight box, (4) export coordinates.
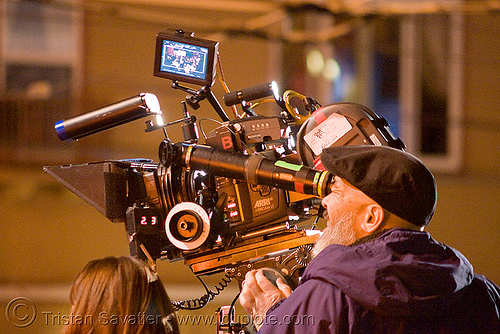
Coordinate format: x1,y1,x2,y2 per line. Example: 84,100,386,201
45,28,404,331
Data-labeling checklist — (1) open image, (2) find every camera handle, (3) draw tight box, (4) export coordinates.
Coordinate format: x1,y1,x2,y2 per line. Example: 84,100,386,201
212,236,318,334
171,81,230,122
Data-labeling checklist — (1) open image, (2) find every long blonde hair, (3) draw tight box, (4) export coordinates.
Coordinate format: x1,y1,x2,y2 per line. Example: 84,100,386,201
62,256,179,334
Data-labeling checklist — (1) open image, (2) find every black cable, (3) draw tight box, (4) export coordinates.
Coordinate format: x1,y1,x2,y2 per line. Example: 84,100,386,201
171,274,233,311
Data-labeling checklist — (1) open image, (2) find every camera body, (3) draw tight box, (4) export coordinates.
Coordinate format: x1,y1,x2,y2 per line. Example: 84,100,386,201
112,115,322,275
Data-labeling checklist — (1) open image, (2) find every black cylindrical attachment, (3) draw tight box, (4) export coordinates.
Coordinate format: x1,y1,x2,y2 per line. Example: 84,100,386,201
55,93,161,141
181,144,333,198
223,82,275,107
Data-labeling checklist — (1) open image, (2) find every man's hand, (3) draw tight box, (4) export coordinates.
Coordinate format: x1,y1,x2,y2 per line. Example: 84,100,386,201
239,269,293,331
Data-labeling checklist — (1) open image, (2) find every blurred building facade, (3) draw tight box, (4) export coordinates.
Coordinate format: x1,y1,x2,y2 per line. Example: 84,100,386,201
1,1,499,333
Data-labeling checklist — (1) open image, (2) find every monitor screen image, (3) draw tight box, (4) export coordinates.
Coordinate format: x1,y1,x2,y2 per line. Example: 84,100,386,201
159,40,209,81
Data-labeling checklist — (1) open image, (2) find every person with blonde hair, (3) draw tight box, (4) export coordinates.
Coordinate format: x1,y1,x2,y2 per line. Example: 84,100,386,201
62,256,179,334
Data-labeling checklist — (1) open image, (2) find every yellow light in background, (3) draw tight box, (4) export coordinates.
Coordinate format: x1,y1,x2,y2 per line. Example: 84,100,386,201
323,58,341,81
306,49,324,76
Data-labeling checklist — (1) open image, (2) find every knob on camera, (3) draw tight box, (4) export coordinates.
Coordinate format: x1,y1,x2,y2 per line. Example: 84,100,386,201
165,202,210,250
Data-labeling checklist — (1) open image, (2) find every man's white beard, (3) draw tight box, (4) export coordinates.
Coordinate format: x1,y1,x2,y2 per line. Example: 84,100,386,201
312,210,357,258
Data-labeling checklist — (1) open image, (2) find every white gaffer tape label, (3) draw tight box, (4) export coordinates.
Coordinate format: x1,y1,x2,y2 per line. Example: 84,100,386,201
304,113,352,156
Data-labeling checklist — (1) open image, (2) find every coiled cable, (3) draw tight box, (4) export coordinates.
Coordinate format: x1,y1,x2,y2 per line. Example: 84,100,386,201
171,274,233,310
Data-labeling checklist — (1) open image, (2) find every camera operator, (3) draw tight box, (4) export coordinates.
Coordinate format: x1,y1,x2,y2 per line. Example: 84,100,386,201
62,256,180,334
239,145,500,333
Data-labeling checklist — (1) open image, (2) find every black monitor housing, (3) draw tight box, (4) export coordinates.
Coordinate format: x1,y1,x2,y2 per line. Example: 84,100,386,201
154,29,219,87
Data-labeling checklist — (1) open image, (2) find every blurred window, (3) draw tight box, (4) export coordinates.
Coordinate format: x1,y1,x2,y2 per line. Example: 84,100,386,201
0,0,83,164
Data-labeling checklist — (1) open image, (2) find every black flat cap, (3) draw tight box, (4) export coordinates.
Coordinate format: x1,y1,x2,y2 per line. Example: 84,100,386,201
320,145,436,227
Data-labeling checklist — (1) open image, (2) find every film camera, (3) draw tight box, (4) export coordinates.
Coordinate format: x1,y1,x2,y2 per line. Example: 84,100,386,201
45,29,404,314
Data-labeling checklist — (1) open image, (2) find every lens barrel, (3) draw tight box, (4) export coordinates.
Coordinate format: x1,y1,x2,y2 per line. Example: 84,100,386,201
180,144,333,198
